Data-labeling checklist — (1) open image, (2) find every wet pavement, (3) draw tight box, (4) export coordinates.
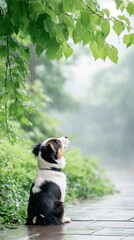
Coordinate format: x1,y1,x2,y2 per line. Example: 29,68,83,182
1,170,134,240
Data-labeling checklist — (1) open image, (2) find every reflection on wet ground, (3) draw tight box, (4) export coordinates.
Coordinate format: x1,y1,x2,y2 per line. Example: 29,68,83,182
1,170,134,240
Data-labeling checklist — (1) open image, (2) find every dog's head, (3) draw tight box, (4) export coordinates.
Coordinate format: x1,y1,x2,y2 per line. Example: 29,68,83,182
32,136,69,170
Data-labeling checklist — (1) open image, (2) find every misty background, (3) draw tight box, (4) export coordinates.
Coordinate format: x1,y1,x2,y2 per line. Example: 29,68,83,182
31,44,134,169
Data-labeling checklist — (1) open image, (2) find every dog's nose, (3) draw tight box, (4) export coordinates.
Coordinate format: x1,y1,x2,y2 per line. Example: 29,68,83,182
65,136,68,139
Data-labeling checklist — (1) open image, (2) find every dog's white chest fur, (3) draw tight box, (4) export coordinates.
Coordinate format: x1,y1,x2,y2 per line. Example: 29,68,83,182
32,170,67,202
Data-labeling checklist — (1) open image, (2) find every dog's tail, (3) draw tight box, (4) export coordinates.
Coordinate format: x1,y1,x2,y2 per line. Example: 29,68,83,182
32,202,64,226
32,213,62,226
32,214,46,225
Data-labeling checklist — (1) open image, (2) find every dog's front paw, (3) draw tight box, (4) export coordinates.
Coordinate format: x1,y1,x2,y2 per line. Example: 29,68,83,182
62,217,71,223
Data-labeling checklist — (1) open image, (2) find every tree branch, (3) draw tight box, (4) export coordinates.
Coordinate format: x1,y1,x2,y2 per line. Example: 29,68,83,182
6,37,18,101
81,0,111,20
6,36,13,82
81,0,134,30
4,37,9,128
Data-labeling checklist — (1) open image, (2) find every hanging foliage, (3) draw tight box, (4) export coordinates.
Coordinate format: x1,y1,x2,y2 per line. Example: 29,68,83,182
0,0,134,140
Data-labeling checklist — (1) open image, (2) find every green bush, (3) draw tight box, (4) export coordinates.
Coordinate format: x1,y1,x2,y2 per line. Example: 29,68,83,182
0,139,37,229
64,149,115,201
0,139,115,229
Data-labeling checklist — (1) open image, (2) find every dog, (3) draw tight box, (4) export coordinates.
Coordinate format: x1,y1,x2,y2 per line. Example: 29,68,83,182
26,136,71,226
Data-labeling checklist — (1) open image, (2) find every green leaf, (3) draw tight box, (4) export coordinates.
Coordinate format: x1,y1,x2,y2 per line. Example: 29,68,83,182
55,27,66,43
24,104,35,114
62,0,72,11
1,94,8,104
62,0,82,11
123,34,134,48
0,45,6,57
73,18,83,44
90,41,107,61
36,31,50,57
118,15,130,26
105,44,119,63
28,0,44,20
21,117,32,126
81,11,90,28
0,113,5,121
0,16,13,35
9,1,23,33
114,0,125,10
113,20,125,36
14,82,20,89
46,39,60,59
62,42,73,59
9,103,16,117
61,25,69,40
0,77,4,88
17,105,24,116
19,46,30,61
101,19,110,38
6,81,14,94
118,15,131,31
90,41,99,60
98,46,106,61
44,18,53,33
83,31,93,46
95,32,104,48
126,2,134,16
103,8,110,17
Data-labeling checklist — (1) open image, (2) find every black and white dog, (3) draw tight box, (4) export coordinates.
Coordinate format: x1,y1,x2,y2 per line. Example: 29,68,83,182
26,136,71,226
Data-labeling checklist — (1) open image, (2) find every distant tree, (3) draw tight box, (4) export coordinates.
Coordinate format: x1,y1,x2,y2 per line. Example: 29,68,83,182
91,49,134,160
21,80,58,141
0,0,134,140
35,54,78,111
78,49,134,162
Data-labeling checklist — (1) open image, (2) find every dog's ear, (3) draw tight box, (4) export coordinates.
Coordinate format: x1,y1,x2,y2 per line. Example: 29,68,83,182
41,142,57,164
32,142,42,157
46,142,56,153
47,143,63,160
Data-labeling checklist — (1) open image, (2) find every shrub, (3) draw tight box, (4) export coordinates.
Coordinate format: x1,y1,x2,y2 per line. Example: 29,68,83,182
64,149,115,201
0,139,115,229
0,139,36,229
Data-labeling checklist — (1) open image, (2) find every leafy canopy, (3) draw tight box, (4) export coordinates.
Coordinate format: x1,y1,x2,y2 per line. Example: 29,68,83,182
1,0,133,60
0,0,134,140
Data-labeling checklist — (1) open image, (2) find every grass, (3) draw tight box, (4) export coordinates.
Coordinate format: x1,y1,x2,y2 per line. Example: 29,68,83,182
0,139,115,229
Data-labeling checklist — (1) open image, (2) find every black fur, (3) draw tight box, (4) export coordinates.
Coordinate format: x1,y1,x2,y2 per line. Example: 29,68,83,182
26,181,64,226
40,144,58,164
32,139,61,164
27,139,65,226
32,142,42,157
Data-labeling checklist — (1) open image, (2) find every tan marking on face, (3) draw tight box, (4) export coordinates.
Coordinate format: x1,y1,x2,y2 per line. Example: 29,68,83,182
57,147,63,159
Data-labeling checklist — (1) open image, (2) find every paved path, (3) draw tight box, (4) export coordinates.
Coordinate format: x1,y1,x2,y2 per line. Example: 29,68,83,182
0,170,134,240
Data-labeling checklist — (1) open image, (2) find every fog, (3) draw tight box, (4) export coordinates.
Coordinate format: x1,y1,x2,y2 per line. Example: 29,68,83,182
35,10,134,170
48,47,134,169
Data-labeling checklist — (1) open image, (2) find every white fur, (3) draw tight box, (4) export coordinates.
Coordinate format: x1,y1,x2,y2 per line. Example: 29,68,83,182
62,217,71,223
55,157,66,169
32,216,37,224
32,170,67,202
58,137,69,150
41,137,69,152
